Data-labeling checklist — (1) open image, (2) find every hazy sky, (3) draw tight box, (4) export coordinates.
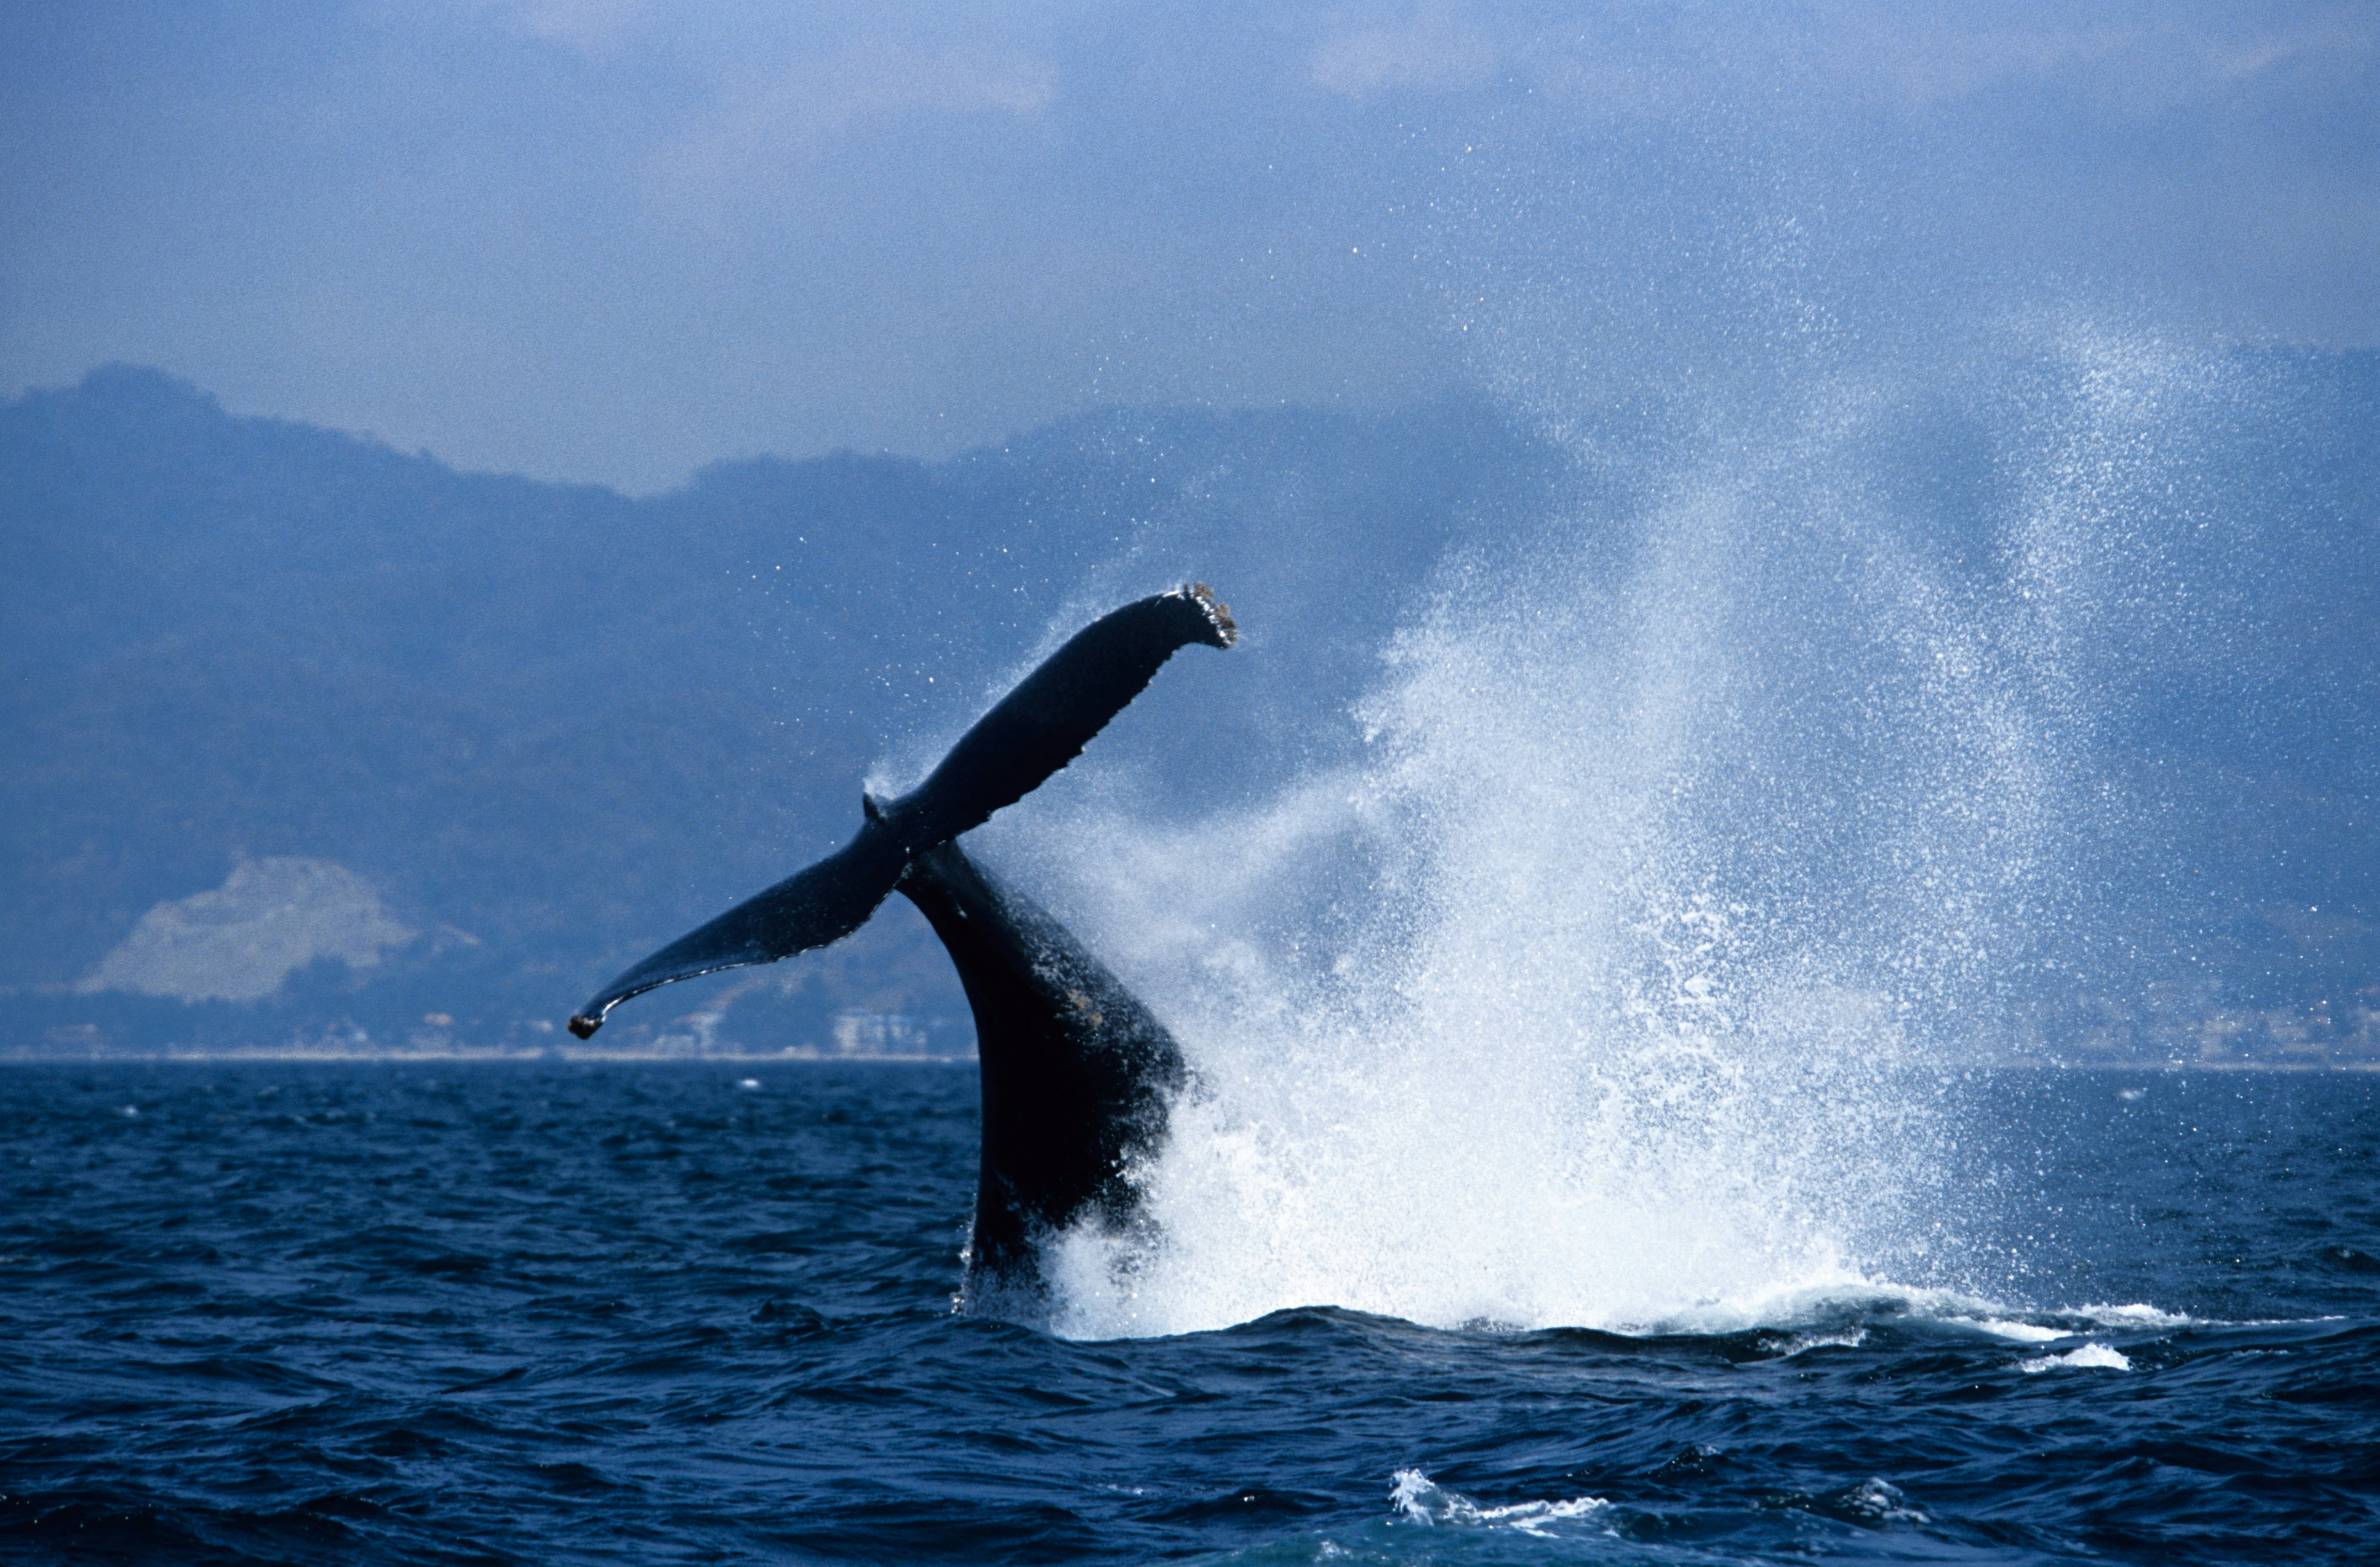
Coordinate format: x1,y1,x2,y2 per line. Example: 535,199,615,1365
4,1,2374,489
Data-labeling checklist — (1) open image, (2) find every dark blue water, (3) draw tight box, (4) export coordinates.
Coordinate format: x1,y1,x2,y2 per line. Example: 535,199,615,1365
3,1064,2375,1565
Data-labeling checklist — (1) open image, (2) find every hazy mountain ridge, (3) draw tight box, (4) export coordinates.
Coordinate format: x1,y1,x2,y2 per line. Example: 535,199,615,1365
4,357,2375,1062
2,367,1552,1057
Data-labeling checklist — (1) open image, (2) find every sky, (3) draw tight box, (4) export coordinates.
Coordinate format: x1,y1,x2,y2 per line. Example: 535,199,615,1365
3,1,2375,491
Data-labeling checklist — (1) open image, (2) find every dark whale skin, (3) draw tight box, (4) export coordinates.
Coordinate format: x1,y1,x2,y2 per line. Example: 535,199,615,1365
567,584,1233,1038
898,841,1188,1299
561,585,1233,1301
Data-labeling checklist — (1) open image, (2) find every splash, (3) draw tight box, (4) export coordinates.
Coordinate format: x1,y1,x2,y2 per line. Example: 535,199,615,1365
992,318,2344,1340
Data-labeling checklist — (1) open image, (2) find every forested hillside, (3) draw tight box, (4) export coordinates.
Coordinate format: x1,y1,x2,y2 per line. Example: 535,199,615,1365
1,367,1549,1055
5,356,2375,1061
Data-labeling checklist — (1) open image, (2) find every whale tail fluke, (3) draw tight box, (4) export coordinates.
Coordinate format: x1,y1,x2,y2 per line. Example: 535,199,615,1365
895,582,1233,848
566,828,907,1038
566,584,1234,1038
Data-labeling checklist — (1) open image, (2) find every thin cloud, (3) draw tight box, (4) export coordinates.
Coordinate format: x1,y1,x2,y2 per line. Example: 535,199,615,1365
1816,7,2378,111
655,38,1057,195
1311,11,1499,97
502,0,652,51
2201,6,2375,81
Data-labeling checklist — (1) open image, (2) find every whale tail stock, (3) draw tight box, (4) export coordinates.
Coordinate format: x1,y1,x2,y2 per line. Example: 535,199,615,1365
566,583,1235,1038
895,839,1187,1290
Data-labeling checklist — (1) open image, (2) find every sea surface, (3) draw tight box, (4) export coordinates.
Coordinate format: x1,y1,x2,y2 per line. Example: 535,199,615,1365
3,1062,2375,1565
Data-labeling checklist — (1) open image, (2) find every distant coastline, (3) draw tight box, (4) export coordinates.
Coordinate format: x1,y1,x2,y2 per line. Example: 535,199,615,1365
4,1043,2374,1071
0,1044,977,1065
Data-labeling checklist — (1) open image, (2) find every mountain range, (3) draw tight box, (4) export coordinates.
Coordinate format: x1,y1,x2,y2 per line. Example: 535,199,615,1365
4,357,2374,1061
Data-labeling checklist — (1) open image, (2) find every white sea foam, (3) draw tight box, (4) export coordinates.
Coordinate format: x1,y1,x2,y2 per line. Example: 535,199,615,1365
1774,1328,1869,1355
1388,1469,1608,1537
2020,1342,2133,1373
2077,1302,2193,1329
1971,1318,2066,1344
1834,1478,1930,1524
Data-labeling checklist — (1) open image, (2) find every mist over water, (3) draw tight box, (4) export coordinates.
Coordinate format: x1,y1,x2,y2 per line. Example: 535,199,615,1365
980,306,2361,1341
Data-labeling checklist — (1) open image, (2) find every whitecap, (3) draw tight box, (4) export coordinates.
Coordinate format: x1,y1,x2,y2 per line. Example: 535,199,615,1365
1388,1468,1608,1538
1834,1477,1929,1524
2077,1301,2191,1329
2019,1342,2132,1373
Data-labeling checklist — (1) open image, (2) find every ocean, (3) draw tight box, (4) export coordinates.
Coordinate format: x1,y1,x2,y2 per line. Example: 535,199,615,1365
4,1060,2374,1564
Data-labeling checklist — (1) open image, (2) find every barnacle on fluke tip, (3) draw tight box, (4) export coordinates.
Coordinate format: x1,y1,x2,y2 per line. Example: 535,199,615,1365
1185,580,1237,647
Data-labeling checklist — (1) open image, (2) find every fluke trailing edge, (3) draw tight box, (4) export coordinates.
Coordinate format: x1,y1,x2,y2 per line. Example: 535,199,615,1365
566,583,1235,1292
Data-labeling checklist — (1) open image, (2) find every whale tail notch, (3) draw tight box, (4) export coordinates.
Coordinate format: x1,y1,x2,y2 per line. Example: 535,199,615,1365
566,583,1234,1038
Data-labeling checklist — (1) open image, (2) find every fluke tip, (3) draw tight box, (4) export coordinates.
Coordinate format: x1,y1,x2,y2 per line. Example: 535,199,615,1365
1182,581,1237,648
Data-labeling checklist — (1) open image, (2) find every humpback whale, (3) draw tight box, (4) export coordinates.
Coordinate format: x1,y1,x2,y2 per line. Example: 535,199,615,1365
569,585,1233,1295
